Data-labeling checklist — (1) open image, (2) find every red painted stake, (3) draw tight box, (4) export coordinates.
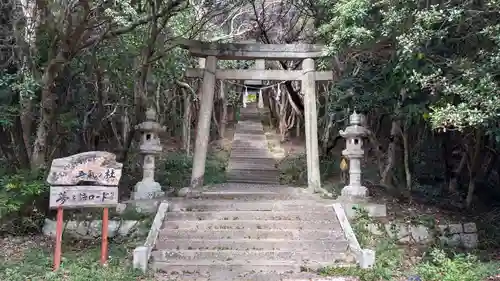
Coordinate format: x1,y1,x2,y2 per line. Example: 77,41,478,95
101,207,109,266
53,207,64,271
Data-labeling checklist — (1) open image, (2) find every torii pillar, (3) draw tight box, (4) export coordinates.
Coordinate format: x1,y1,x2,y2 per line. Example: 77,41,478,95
302,58,321,193
190,56,217,189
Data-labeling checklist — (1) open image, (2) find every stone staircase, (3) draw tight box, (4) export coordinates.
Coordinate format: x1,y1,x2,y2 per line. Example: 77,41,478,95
227,104,280,184
152,104,354,280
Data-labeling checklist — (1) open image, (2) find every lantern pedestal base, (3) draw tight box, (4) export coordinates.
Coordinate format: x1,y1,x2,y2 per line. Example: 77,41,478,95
132,180,164,213
341,185,368,199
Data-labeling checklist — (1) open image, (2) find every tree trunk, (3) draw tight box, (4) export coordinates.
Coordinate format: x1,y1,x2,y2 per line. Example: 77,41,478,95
322,113,334,154
448,151,467,193
31,52,67,169
380,120,400,188
465,130,482,208
401,124,412,191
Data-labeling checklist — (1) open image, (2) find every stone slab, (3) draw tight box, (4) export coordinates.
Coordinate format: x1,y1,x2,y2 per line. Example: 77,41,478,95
226,178,281,185
234,134,267,139
227,158,276,164
155,238,348,252
226,173,279,181
227,168,279,174
166,210,335,221
168,199,335,212
152,260,340,275
162,229,346,240
236,129,266,134
196,183,296,192
152,249,349,262
227,162,277,170
156,272,358,281
164,220,340,231
189,191,296,200
230,148,270,154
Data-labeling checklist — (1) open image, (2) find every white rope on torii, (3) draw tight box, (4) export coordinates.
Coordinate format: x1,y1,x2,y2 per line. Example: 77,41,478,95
243,85,248,108
258,88,264,109
221,77,307,109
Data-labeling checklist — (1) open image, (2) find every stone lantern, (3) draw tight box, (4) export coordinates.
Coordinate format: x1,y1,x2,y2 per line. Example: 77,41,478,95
339,111,368,199
132,108,166,212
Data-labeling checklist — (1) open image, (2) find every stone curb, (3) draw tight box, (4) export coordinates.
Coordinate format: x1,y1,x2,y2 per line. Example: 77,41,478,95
133,200,169,272
332,203,375,269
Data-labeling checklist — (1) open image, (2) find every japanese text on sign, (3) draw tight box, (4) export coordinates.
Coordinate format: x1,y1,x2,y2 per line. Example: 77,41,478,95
49,186,119,209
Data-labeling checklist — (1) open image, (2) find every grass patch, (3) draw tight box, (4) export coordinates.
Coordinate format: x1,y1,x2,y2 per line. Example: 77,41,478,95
278,153,341,187
157,150,229,192
320,209,500,281
0,238,152,281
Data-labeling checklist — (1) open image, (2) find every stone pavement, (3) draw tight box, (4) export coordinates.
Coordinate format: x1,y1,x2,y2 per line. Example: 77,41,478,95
152,104,356,280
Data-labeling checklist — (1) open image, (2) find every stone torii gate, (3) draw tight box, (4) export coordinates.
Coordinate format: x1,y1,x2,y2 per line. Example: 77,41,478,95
179,39,333,194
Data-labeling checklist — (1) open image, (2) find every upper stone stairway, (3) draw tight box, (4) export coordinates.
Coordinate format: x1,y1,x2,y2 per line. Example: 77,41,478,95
227,104,280,184
152,103,354,280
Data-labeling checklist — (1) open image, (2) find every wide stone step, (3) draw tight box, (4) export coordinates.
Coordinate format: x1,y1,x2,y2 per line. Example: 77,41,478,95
228,162,277,170
234,134,267,140
236,126,261,130
155,272,358,281
197,183,294,191
226,174,279,184
155,238,348,252
236,129,266,134
232,137,267,143
228,165,278,174
188,190,296,200
152,249,350,263
235,127,262,131
231,146,268,151
232,142,268,147
227,178,281,185
168,199,334,212
228,158,277,165
233,140,267,145
226,173,279,182
166,210,331,221
230,152,272,159
232,143,268,150
152,259,337,274
161,229,345,240
236,122,262,126
227,169,279,177
164,220,339,231
239,114,260,118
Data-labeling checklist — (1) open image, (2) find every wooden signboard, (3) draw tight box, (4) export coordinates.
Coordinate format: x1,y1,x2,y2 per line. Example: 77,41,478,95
47,151,123,186
47,151,123,270
49,186,118,209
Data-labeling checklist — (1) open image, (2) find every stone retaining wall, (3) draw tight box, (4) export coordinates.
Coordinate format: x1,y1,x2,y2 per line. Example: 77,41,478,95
42,218,149,239
367,222,478,248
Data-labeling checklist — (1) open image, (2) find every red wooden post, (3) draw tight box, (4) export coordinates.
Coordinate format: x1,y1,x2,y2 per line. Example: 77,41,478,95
53,206,64,271
101,207,109,265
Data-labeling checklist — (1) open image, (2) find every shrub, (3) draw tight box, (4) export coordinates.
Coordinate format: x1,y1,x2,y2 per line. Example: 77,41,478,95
415,248,499,281
157,151,227,191
0,170,48,235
